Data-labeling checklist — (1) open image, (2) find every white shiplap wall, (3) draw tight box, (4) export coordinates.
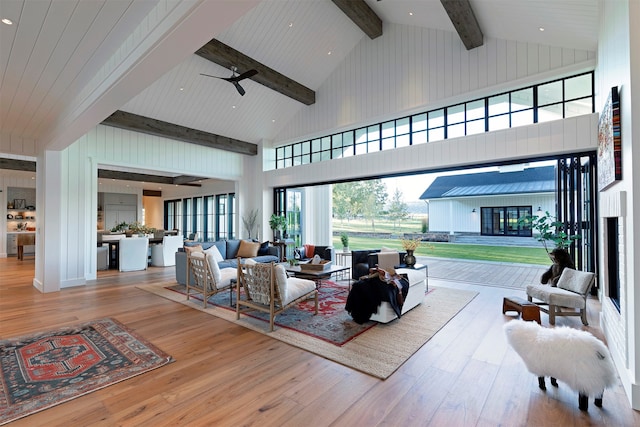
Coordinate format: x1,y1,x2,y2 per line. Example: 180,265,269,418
275,24,596,145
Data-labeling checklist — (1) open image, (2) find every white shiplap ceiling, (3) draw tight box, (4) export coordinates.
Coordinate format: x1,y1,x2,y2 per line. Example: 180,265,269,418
0,0,599,159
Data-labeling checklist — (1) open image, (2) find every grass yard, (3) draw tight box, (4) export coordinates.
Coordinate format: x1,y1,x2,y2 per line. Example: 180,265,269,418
333,218,550,266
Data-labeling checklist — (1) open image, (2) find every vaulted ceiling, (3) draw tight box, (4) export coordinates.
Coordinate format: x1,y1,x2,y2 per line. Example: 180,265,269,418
0,0,599,186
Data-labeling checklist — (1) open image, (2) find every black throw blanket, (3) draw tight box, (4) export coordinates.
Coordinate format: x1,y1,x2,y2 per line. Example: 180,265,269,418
345,275,409,324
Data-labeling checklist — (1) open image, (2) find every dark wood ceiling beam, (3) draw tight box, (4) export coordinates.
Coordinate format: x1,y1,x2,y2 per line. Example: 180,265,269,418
0,158,36,172
440,0,484,50
101,110,257,156
97,170,202,187
196,39,315,106
331,0,383,40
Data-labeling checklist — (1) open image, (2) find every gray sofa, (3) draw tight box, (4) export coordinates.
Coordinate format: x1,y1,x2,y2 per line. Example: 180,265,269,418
175,240,279,285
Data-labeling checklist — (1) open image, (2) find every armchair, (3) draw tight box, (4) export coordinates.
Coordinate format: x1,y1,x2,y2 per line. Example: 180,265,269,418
118,237,149,272
150,235,183,267
186,252,236,308
526,268,596,325
236,260,318,332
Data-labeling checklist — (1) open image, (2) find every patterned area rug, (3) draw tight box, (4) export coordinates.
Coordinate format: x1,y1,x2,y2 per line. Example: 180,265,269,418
0,318,173,425
166,281,375,345
139,282,478,379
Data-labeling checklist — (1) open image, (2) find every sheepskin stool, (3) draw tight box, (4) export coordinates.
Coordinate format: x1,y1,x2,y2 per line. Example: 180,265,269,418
503,320,617,411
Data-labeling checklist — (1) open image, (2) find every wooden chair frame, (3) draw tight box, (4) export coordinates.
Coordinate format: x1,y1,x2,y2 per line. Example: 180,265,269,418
236,261,318,332
186,252,232,308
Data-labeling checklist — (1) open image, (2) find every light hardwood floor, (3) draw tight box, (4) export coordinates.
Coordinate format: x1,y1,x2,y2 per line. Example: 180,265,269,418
1,257,638,426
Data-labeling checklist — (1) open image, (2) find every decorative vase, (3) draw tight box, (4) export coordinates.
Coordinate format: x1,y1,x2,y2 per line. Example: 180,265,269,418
404,250,416,267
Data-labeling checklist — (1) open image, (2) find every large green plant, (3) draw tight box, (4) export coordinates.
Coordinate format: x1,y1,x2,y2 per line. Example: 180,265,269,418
268,214,287,232
517,211,581,253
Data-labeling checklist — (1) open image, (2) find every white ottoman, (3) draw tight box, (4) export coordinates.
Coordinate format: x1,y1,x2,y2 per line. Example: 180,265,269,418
370,267,428,323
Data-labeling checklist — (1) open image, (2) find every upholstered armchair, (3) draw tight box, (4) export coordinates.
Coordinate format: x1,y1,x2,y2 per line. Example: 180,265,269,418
526,268,596,325
150,235,183,267
236,260,318,331
351,249,407,279
118,237,149,272
186,252,236,308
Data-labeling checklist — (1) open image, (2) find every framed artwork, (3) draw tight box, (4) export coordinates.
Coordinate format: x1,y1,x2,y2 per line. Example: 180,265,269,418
597,86,622,191
13,199,26,209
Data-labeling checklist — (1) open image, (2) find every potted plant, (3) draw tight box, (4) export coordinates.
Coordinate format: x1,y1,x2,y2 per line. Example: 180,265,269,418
517,210,581,254
268,214,287,241
340,232,349,252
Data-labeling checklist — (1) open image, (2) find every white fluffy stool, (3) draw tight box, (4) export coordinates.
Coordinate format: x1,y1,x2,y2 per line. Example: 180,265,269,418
504,320,617,411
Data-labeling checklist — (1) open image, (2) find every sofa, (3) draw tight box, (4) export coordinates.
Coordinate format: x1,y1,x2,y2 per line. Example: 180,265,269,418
175,239,280,285
351,249,407,279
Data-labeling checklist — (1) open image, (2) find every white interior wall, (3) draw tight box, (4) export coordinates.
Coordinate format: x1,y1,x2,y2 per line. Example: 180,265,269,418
597,0,640,409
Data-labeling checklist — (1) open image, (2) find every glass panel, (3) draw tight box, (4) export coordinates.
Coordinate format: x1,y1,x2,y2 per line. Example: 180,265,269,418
311,138,321,152
447,104,465,124
397,134,410,147
506,207,520,235
293,144,301,156
355,128,367,143
428,109,444,128
396,117,410,135
293,156,302,166
412,113,427,131
565,74,592,100
411,131,426,145
284,145,292,157
489,115,509,131
381,137,395,150
276,159,285,169
367,125,379,141
538,104,563,122
447,123,465,138
321,136,331,151
332,133,342,148
381,121,395,138
428,128,444,141
538,80,562,106
565,98,593,117
511,109,533,126
511,88,533,111
332,147,343,159
301,153,310,165
355,142,367,155
367,140,380,153
466,99,484,120
466,119,485,135
493,209,504,234
301,140,310,154
311,152,321,163
320,150,331,161
343,131,354,147
489,94,509,116
341,146,353,157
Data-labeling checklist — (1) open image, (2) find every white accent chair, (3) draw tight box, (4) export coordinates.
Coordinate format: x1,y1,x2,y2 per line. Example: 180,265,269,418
526,268,596,325
236,260,318,332
150,235,183,267
186,252,237,308
118,237,149,272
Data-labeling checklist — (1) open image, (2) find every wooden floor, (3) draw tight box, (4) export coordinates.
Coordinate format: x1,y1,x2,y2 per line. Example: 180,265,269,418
1,257,638,427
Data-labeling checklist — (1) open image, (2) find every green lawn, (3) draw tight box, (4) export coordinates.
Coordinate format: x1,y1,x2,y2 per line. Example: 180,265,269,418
332,219,550,266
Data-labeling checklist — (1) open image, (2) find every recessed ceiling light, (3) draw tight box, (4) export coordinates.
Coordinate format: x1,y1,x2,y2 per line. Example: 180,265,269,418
179,87,184,91
288,22,293,28
539,27,545,32
409,12,414,16
232,105,236,109
327,51,332,55
1,18,13,25
272,119,276,123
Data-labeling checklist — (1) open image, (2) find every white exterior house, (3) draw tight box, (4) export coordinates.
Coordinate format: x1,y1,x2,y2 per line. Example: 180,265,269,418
421,166,556,236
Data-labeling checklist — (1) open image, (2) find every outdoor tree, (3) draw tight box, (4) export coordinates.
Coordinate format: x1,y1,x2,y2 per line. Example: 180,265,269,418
332,182,358,222
387,188,410,230
360,179,388,231
332,180,387,230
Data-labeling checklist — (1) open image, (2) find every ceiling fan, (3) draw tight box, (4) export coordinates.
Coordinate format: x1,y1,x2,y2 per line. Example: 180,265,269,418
200,66,258,96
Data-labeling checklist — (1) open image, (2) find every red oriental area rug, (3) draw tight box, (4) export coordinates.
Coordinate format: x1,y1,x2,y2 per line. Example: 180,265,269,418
0,318,173,425
167,281,376,346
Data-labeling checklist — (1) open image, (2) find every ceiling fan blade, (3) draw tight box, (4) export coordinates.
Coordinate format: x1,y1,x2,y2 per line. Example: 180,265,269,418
233,81,246,96
227,69,258,82
200,73,223,80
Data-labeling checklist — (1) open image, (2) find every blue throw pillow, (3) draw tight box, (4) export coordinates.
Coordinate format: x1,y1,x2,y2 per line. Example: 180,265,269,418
257,241,270,256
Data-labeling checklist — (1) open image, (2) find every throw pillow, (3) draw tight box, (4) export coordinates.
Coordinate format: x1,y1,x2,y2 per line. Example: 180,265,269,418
303,244,315,259
204,245,224,263
237,240,260,258
274,264,289,302
257,241,270,256
184,244,203,254
205,252,222,283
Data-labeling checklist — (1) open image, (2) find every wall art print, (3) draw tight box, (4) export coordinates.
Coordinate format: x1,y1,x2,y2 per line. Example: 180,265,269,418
597,86,622,191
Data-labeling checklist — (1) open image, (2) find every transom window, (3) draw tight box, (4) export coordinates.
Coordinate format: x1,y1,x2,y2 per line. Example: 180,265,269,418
275,72,594,169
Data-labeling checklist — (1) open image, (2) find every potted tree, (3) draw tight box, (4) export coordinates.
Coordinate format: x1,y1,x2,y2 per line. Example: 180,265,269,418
517,210,581,254
269,214,287,241
340,232,349,252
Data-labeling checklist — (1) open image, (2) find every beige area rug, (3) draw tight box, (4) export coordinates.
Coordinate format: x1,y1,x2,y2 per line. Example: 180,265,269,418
137,283,477,379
